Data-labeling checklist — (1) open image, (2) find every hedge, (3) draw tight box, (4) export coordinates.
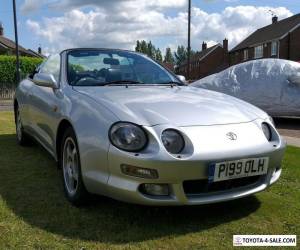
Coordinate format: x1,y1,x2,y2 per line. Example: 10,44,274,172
0,55,44,87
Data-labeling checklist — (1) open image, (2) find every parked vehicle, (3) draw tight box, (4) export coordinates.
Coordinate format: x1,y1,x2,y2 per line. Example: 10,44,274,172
192,59,300,117
14,49,285,206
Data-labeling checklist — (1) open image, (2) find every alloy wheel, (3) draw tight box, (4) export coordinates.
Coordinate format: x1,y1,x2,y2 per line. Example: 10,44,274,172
62,137,79,196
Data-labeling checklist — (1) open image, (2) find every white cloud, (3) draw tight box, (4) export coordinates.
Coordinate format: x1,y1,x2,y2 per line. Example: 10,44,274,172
21,0,188,13
21,0,48,14
26,4,293,54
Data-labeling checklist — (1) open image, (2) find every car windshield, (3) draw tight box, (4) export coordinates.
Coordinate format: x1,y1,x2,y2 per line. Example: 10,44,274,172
67,49,181,86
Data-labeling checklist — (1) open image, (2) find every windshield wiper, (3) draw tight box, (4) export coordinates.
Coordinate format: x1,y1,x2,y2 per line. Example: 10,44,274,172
102,80,143,86
155,81,182,85
101,80,183,86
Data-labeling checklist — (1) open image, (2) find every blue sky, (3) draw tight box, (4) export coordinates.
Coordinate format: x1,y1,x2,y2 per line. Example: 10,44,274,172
1,0,299,54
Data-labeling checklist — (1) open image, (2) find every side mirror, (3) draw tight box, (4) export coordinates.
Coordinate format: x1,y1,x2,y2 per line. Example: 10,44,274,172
176,75,186,83
33,73,59,89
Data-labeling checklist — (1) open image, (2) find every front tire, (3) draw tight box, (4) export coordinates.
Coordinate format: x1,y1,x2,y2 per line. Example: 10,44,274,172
15,106,31,146
60,128,88,206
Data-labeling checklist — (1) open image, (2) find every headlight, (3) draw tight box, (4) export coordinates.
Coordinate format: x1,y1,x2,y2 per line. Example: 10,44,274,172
109,122,147,152
161,129,185,154
262,122,272,141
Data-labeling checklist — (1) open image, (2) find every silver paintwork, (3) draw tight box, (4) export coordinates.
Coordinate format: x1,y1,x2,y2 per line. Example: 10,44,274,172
176,75,186,83
33,73,59,89
15,49,286,205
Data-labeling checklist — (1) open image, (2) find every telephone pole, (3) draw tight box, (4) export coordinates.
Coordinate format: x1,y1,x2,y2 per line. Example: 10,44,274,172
187,0,191,81
12,0,20,83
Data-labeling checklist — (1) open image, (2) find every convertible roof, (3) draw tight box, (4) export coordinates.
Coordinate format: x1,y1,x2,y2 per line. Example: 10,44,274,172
61,48,137,54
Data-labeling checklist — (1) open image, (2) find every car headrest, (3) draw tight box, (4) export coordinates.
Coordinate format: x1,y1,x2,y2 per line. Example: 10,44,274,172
106,68,122,82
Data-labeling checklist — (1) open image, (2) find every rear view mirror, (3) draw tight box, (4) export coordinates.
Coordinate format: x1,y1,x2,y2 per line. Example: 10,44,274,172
33,73,59,89
103,58,120,65
288,73,300,87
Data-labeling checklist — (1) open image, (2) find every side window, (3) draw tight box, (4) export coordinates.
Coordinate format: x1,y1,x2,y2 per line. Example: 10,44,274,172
40,54,61,82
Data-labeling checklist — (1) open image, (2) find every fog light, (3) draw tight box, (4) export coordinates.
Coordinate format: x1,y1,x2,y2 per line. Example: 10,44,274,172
121,164,158,179
272,167,281,177
141,184,169,196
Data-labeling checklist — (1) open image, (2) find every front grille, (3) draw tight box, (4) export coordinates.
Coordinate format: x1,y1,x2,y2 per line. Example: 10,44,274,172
183,175,264,196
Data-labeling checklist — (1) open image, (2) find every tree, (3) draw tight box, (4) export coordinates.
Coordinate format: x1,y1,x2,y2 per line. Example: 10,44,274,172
174,45,187,66
135,40,141,52
135,40,164,62
147,41,156,59
164,48,174,64
174,45,197,66
140,40,148,55
155,48,163,62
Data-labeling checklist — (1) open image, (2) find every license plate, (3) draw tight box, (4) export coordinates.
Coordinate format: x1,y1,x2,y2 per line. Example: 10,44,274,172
208,157,269,183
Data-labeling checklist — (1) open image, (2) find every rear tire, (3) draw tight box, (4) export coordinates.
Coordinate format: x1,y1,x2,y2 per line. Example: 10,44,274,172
60,127,89,206
15,105,32,146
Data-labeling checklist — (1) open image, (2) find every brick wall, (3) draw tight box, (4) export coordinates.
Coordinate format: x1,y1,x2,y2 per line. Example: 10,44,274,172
289,26,300,61
177,46,228,80
279,35,289,59
229,42,280,66
231,26,300,65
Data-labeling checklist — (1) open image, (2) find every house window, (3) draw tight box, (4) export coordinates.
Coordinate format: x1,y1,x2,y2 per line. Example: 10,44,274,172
254,45,263,59
243,49,248,60
271,41,278,56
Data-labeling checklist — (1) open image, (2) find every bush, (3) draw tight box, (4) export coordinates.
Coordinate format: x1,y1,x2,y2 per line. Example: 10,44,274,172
0,55,43,87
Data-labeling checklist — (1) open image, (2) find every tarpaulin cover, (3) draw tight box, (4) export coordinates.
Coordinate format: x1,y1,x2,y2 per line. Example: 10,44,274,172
191,59,300,117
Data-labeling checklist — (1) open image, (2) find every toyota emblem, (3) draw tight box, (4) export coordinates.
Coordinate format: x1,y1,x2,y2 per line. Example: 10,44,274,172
226,132,237,140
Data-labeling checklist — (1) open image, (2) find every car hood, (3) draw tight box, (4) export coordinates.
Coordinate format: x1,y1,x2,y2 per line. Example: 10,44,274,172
73,85,268,126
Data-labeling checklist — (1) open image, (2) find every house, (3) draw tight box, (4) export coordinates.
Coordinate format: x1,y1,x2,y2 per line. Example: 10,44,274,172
0,22,45,58
230,14,300,65
162,62,175,72
176,39,229,80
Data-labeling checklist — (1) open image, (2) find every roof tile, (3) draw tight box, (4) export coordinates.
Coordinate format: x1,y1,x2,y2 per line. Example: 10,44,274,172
231,13,300,51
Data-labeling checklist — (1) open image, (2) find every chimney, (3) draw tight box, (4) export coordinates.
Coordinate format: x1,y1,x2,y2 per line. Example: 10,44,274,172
0,22,3,36
272,15,278,24
202,41,207,51
38,46,42,54
223,38,228,52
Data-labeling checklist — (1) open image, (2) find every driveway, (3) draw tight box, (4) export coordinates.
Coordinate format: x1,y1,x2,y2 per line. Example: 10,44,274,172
0,100,13,111
274,118,300,147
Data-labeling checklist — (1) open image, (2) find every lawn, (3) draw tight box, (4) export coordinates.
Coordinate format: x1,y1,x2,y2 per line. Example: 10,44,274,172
0,111,299,249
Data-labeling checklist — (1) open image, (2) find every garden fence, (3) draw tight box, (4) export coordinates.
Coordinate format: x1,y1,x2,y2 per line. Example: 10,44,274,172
0,83,16,100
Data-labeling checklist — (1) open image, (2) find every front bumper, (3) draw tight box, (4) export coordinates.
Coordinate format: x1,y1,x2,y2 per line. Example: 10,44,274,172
105,154,283,206
103,122,286,206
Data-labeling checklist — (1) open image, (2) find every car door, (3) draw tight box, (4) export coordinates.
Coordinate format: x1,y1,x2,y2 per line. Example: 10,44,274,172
29,54,62,154
21,63,45,132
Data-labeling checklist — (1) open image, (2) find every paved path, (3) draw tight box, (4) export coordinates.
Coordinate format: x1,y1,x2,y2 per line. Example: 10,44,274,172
0,105,13,111
275,118,300,138
274,118,300,147
0,100,13,111
282,136,300,148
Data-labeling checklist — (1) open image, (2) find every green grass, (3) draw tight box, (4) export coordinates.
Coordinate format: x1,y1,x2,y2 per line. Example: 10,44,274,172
0,111,299,249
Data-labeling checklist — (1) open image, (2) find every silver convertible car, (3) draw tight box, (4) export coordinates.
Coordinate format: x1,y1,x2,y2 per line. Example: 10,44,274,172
14,48,286,206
